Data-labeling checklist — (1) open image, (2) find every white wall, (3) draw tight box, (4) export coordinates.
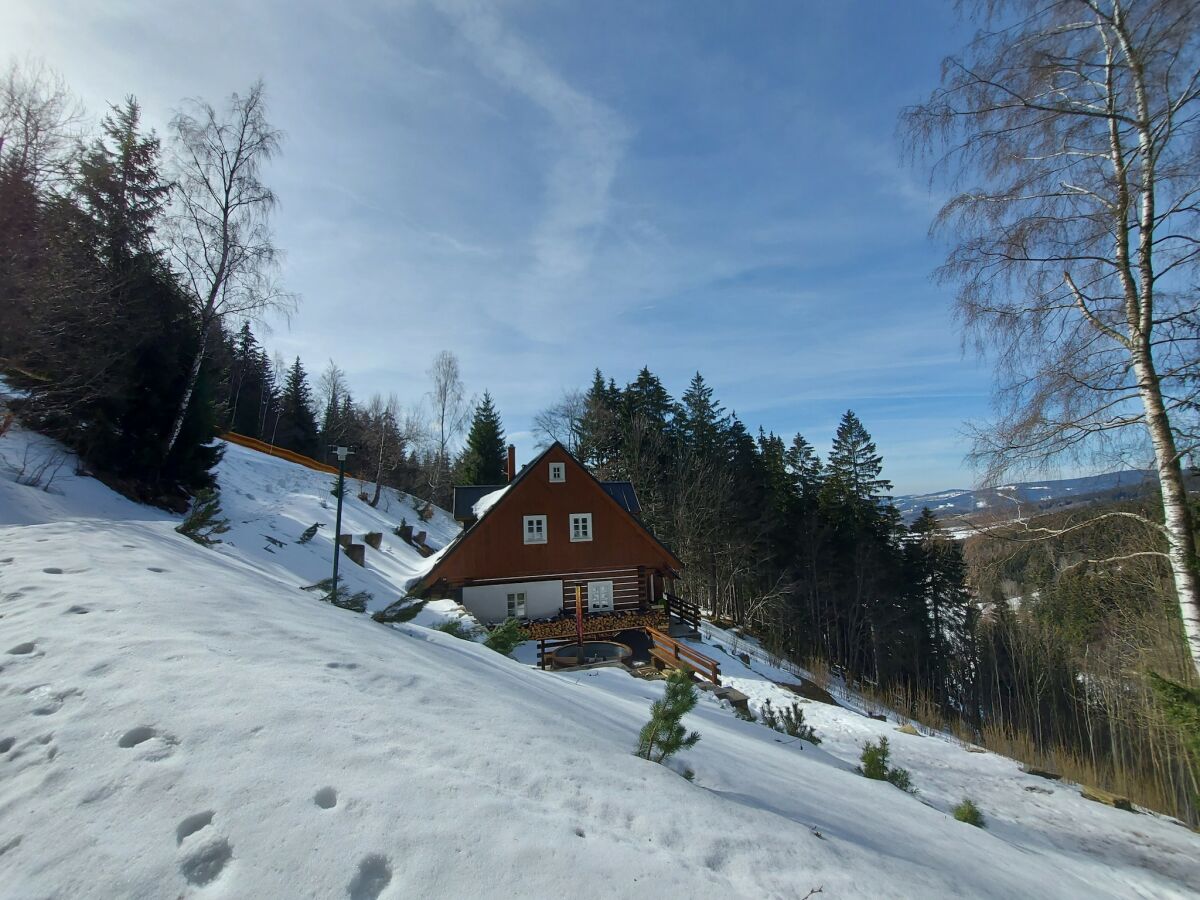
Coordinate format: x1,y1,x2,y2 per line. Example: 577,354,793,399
462,579,564,624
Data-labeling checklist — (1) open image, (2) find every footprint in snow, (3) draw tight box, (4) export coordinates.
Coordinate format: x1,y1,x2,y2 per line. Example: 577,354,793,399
118,726,158,748
117,726,177,760
314,787,338,809
176,811,214,845
179,834,233,886
146,567,167,573
64,606,90,615
8,642,36,655
348,855,392,900
42,567,63,575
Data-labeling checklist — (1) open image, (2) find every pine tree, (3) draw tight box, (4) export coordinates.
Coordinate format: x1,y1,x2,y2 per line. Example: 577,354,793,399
636,668,702,764
275,357,320,457
459,391,506,484
176,488,231,546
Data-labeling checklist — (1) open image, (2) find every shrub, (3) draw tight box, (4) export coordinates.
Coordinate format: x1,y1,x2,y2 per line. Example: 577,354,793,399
372,597,428,624
761,699,780,731
302,577,371,613
735,705,757,723
636,668,701,765
176,488,230,546
858,737,916,793
437,618,478,640
484,618,528,656
778,702,821,745
860,737,890,780
953,798,985,827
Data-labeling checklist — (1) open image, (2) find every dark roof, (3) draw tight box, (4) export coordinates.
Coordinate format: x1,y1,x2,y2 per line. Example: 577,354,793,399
452,480,639,519
452,484,505,521
600,481,640,515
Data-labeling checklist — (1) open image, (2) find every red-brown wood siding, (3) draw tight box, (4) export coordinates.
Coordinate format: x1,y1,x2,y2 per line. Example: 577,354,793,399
420,445,678,595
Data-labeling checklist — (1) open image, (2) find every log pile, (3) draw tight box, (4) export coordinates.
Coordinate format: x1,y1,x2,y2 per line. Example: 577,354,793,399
524,610,668,640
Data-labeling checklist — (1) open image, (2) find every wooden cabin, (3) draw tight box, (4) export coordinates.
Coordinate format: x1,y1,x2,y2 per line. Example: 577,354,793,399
412,443,682,624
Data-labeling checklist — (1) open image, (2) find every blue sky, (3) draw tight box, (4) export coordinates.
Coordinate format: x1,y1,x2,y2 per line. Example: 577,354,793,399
4,0,997,494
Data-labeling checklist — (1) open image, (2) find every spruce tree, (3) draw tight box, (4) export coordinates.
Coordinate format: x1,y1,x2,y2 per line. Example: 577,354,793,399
821,410,892,518
459,391,507,484
906,508,972,703
577,369,623,475
275,357,320,457
679,371,727,460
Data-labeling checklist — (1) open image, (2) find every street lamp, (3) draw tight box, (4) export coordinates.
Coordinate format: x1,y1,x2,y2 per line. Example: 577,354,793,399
330,445,355,601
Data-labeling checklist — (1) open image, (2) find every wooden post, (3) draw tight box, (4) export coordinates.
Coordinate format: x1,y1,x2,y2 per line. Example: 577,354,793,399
575,585,584,648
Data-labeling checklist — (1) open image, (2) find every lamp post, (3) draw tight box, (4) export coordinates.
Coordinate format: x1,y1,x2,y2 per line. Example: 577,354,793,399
330,445,354,601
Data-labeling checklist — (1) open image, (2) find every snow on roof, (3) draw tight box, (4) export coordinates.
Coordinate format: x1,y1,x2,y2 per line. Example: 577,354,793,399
471,485,509,519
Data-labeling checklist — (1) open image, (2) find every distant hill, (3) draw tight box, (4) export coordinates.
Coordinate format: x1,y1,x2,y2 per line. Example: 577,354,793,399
893,469,1160,524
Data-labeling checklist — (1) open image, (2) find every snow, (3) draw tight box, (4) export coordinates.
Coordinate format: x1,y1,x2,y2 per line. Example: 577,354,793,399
2,423,1199,898
471,485,508,519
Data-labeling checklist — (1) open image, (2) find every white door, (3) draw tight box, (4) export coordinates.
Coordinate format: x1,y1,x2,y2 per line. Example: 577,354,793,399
588,580,614,612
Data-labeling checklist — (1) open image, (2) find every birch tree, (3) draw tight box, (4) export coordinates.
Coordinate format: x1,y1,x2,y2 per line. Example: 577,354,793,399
164,80,289,455
904,0,1200,676
424,350,469,504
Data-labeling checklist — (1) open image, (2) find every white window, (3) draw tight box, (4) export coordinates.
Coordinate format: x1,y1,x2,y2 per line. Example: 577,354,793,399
523,515,547,544
570,513,592,542
549,462,566,483
506,592,527,619
588,580,614,612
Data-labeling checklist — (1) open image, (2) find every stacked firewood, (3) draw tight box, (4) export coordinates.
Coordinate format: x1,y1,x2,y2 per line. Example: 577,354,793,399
524,610,668,640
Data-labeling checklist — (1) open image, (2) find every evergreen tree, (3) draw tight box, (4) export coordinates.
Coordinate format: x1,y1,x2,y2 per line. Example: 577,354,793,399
11,94,220,498
176,488,230,546
275,357,320,457
679,372,728,460
459,391,507,484
636,669,702,764
821,410,892,520
901,508,971,700
577,369,622,475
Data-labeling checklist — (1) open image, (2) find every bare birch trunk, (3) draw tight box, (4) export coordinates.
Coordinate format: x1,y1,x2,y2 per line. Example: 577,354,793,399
164,317,212,456
1133,345,1200,676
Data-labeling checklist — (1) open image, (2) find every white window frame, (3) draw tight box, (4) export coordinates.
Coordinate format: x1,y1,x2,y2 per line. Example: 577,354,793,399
506,592,527,619
569,513,593,543
587,580,614,612
523,515,547,544
549,462,566,483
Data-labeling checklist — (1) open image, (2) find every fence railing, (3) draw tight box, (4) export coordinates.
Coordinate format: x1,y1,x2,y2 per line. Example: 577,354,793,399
221,432,341,476
646,627,721,684
664,592,701,632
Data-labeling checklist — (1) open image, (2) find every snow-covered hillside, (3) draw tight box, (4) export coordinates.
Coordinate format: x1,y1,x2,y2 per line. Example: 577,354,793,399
894,469,1158,523
2,426,1198,898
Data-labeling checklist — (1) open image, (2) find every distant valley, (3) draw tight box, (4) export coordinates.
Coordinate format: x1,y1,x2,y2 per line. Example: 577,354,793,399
893,469,1161,524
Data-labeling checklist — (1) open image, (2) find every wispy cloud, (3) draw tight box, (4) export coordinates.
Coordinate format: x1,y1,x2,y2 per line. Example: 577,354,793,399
436,0,631,288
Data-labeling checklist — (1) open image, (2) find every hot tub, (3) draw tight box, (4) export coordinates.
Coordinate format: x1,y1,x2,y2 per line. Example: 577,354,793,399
549,641,633,668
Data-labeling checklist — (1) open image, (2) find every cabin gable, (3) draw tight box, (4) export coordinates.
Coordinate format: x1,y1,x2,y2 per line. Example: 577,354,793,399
414,444,680,617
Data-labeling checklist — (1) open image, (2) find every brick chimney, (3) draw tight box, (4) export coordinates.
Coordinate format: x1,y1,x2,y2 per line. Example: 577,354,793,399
506,444,517,482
